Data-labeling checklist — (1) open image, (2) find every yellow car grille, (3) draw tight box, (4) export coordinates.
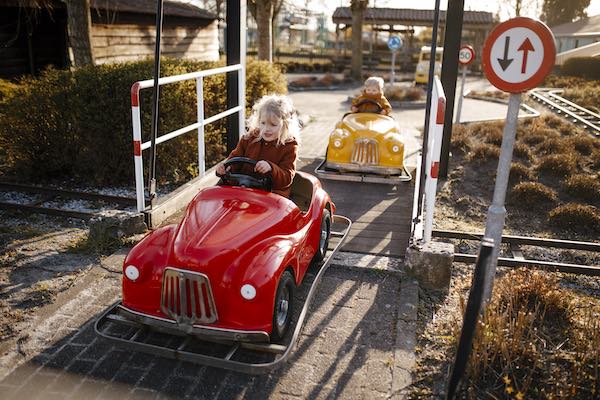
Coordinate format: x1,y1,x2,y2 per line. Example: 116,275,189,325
351,138,379,165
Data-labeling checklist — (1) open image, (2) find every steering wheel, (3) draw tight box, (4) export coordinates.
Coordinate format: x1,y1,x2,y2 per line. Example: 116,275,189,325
218,157,272,192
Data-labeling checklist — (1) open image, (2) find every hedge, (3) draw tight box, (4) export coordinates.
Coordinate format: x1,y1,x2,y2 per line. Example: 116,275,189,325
0,58,287,185
560,57,600,80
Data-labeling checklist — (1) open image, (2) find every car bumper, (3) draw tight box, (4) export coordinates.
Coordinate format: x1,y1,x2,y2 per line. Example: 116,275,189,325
326,161,403,175
115,303,270,342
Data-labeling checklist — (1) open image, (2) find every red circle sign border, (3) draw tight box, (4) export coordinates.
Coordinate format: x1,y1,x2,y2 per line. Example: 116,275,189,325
483,17,556,93
459,45,475,66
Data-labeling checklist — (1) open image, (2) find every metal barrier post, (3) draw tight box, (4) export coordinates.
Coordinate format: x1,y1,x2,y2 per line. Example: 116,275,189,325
131,84,145,212
446,238,494,399
423,78,446,242
197,77,205,177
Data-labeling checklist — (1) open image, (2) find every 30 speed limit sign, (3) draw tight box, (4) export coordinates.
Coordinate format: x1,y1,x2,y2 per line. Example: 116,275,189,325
458,45,475,66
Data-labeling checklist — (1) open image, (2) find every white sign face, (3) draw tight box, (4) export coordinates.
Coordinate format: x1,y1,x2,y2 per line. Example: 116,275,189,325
488,27,545,83
458,46,474,65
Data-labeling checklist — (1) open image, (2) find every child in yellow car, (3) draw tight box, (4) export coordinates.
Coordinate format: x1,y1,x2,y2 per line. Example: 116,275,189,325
351,77,392,115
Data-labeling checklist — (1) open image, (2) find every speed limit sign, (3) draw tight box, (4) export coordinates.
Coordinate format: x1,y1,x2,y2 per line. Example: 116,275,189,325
459,45,475,66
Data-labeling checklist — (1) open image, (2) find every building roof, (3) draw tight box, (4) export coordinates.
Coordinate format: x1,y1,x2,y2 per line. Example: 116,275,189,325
91,0,216,20
332,7,494,27
551,14,600,37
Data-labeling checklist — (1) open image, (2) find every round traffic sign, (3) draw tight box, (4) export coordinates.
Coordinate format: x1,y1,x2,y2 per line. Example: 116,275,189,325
458,45,475,65
388,36,402,51
483,17,556,93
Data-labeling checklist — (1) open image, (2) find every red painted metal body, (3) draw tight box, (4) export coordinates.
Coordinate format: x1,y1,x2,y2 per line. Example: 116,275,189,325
121,172,333,335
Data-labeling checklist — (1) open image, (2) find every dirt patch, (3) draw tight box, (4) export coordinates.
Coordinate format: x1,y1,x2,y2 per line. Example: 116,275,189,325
0,212,98,347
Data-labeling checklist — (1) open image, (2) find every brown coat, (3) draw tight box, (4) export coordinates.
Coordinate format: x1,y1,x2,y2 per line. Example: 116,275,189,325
351,92,392,115
226,130,298,198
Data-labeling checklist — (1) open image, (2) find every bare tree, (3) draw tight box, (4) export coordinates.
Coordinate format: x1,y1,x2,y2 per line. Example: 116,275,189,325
64,0,94,67
499,0,541,18
350,0,368,80
248,0,275,61
541,0,590,26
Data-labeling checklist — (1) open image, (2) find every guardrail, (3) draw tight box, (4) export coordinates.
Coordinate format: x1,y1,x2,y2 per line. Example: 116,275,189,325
130,64,245,212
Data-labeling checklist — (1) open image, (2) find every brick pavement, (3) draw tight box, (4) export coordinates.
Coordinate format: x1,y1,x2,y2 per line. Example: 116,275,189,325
0,251,418,399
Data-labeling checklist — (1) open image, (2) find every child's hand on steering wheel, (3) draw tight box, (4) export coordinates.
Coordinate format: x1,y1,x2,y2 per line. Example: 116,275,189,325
254,160,272,174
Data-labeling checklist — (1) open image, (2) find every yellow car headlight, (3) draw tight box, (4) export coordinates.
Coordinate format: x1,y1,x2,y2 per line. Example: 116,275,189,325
329,128,349,149
392,145,400,153
333,139,343,148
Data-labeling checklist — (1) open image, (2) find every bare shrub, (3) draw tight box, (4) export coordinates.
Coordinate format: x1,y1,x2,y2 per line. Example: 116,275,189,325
466,143,500,163
535,137,570,155
461,269,600,398
513,142,533,161
567,135,596,156
536,154,577,176
509,162,534,184
563,175,600,203
538,114,575,135
450,124,471,153
548,203,600,233
510,182,558,207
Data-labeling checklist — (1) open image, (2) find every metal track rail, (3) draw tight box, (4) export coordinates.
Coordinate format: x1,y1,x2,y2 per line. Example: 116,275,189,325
529,88,600,137
95,215,352,374
0,182,137,220
433,229,600,276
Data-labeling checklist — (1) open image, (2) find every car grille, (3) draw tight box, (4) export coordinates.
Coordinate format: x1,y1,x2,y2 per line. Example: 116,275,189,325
351,138,379,165
161,268,218,325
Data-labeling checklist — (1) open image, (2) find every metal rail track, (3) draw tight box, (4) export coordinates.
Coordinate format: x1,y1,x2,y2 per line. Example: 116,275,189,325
0,182,137,220
432,229,600,276
529,88,600,137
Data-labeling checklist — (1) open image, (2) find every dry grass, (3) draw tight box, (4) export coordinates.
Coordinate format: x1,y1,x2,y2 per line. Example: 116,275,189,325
384,85,425,102
460,269,600,399
466,143,500,163
510,182,558,207
563,175,600,203
536,154,578,177
450,124,472,154
512,142,533,161
567,135,597,156
535,137,570,155
548,203,600,233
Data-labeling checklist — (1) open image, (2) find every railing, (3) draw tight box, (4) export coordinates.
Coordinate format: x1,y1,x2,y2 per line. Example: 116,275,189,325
130,64,245,212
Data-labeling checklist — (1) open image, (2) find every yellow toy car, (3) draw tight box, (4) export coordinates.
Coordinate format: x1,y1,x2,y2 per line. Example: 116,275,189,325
316,109,411,183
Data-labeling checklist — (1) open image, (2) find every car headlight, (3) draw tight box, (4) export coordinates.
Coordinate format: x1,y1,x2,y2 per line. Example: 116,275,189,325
125,265,140,281
392,145,400,153
241,284,256,300
333,139,343,148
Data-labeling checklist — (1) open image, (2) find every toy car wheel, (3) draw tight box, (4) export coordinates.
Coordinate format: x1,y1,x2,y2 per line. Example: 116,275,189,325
314,209,331,262
271,270,295,342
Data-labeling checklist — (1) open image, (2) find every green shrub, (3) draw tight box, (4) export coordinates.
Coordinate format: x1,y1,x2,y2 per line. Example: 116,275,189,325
0,59,287,185
548,203,600,233
466,143,500,163
536,154,577,176
561,57,600,80
563,175,600,203
510,181,558,207
509,162,534,184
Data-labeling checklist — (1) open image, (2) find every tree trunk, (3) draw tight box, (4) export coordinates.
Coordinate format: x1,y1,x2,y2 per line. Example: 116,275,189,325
65,0,94,67
256,1,273,61
351,0,367,81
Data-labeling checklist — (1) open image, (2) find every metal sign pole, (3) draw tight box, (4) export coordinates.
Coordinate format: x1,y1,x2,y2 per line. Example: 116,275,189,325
482,93,521,300
390,50,396,84
149,0,164,208
455,65,467,123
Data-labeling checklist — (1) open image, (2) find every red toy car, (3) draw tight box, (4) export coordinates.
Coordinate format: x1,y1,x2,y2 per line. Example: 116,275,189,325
111,158,335,342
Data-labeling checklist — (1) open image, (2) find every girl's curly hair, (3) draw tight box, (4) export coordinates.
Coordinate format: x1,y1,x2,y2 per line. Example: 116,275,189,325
246,94,301,146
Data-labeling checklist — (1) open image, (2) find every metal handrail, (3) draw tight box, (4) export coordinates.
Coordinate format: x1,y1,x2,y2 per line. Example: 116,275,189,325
130,64,245,212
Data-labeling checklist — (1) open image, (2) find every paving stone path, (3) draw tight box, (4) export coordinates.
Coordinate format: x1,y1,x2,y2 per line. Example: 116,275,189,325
0,251,418,399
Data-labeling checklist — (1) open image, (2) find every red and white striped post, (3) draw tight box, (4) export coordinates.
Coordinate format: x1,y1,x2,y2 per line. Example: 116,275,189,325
423,77,446,243
130,82,145,212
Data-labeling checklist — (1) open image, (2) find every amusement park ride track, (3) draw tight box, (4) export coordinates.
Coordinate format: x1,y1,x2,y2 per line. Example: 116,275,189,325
433,229,600,276
529,88,600,137
0,182,137,220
